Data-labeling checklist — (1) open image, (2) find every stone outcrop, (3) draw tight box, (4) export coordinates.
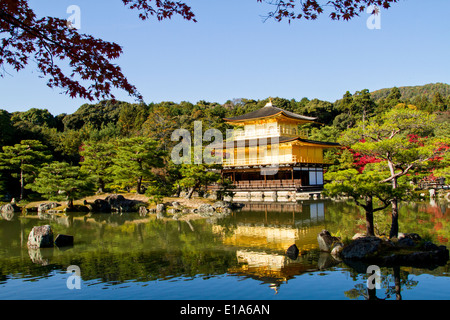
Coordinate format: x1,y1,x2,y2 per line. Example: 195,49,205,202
0,202,21,218
90,194,140,213
138,206,148,216
27,225,75,249
156,203,166,219
286,244,299,260
341,236,386,260
38,202,60,212
317,229,343,253
196,201,244,217
27,225,54,249
320,230,450,268
1,202,21,220
54,234,74,247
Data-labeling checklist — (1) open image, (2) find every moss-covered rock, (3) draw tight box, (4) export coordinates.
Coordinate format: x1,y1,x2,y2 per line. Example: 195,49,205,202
335,232,449,268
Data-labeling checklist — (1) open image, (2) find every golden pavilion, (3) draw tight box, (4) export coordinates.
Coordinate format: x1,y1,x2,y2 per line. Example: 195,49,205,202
218,99,339,199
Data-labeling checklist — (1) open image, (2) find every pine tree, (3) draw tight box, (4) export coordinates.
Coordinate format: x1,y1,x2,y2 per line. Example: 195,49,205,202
108,137,165,194
340,107,449,238
80,140,115,193
0,140,52,199
26,161,94,209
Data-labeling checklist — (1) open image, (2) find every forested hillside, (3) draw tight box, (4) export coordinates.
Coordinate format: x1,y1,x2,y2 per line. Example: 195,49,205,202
371,83,450,112
0,84,449,202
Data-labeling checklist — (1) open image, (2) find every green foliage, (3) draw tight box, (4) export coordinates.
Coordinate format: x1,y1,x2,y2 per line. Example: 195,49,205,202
26,161,95,208
62,100,125,130
108,137,165,194
371,83,450,103
177,161,221,199
1,82,448,205
0,171,5,199
0,110,14,147
342,107,445,172
145,182,166,205
336,106,449,238
11,108,56,128
80,140,116,192
0,140,52,199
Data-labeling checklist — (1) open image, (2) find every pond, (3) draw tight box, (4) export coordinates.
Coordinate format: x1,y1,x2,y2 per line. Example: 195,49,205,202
0,199,449,302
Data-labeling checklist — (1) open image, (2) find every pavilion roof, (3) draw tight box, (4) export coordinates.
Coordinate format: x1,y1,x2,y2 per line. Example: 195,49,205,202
223,101,317,123
211,136,340,148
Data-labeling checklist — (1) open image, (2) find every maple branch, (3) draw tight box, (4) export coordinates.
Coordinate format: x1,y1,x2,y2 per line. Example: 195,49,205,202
0,10,74,58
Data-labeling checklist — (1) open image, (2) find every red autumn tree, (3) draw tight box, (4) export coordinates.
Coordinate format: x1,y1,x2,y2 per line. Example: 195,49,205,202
257,0,399,22
0,0,196,101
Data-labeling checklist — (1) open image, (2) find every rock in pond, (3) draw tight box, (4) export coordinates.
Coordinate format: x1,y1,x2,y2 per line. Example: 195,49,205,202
286,244,299,260
197,204,215,217
317,229,342,252
156,203,166,218
38,202,60,212
27,225,54,249
338,233,450,268
138,206,148,216
54,234,74,247
1,203,21,215
341,236,384,260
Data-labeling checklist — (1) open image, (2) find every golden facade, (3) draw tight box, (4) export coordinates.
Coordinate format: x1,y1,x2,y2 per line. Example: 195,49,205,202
220,100,339,191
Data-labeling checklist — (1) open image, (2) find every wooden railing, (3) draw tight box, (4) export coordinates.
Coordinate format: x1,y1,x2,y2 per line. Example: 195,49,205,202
223,155,298,166
233,128,308,140
233,179,302,189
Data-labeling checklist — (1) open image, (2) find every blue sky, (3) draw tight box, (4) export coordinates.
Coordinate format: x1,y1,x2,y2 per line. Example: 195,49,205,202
1,0,449,116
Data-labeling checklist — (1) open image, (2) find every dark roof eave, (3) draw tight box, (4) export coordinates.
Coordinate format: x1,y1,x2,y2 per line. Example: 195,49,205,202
209,136,340,148
223,106,317,122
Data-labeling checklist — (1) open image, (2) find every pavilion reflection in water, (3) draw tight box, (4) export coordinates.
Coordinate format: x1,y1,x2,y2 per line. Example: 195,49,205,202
214,201,334,293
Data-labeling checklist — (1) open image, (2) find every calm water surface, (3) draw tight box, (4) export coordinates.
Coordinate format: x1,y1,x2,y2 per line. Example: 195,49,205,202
0,200,449,300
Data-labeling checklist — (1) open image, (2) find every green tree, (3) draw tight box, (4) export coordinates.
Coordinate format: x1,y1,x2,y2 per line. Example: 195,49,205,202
386,87,402,105
80,140,116,192
109,137,165,194
11,108,56,128
177,163,221,199
303,99,337,126
0,140,52,199
341,107,449,238
0,171,5,199
141,106,180,152
0,110,14,147
324,165,396,236
26,161,94,209
56,127,91,164
432,92,447,111
334,91,357,130
353,89,376,125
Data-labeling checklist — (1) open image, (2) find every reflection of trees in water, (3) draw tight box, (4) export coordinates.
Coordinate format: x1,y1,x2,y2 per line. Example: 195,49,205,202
0,200,448,294
0,216,238,285
345,266,419,300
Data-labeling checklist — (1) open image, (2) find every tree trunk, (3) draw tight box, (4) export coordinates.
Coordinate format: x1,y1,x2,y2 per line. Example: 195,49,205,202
393,266,402,300
98,178,105,193
67,198,74,210
174,184,181,197
389,177,399,239
389,198,399,239
366,210,375,237
357,196,376,236
185,187,195,199
362,196,375,236
136,176,143,194
20,167,24,200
